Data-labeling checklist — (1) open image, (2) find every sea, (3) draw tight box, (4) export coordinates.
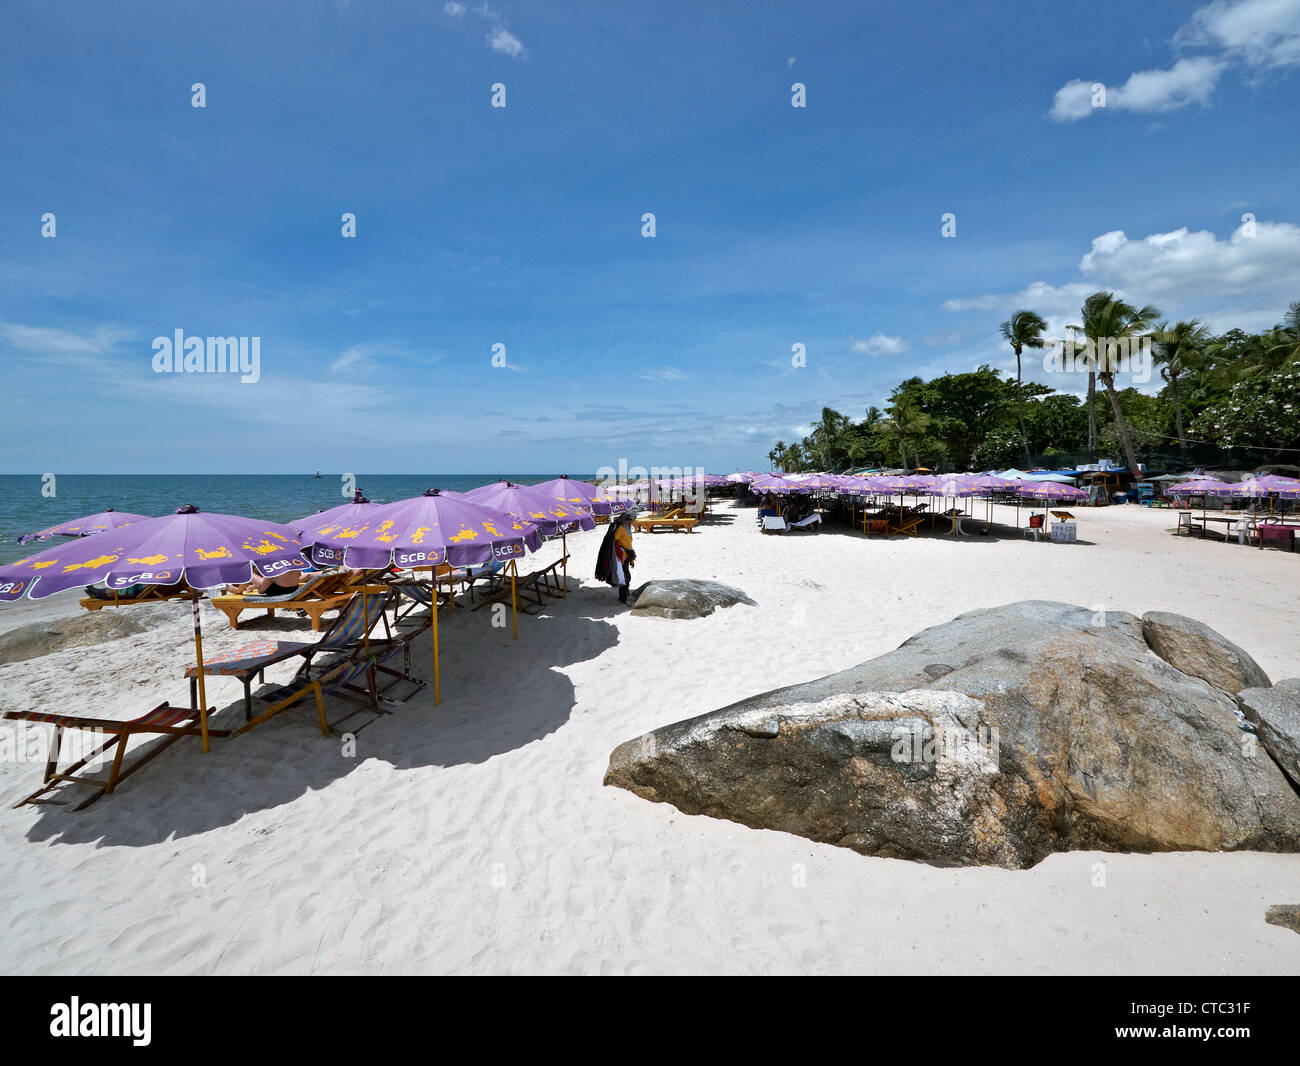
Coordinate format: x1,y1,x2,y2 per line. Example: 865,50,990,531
0,474,596,565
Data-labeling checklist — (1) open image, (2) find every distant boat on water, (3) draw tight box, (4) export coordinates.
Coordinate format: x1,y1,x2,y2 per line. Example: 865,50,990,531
313,471,322,478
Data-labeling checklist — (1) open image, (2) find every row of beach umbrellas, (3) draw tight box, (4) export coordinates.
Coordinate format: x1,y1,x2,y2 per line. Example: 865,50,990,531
0,477,626,740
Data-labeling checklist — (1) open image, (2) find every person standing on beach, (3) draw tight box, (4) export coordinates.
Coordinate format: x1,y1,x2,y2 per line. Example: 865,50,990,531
596,511,637,604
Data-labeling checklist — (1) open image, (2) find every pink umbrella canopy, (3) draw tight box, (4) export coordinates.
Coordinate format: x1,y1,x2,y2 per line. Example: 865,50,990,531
301,488,542,570
464,480,597,536
17,508,151,545
0,506,307,601
531,475,617,516
1016,481,1087,501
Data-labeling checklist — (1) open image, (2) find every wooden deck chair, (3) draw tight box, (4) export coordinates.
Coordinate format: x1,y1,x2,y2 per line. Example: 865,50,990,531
472,557,569,615
233,655,386,737
79,583,197,612
634,515,700,533
462,558,507,603
184,587,396,720
4,702,225,811
209,571,356,631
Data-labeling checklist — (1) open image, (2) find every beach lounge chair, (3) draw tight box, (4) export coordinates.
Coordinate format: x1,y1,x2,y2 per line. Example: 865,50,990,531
761,516,788,534
472,557,569,614
4,702,225,811
79,582,198,612
633,514,699,533
232,654,391,737
788,512,821,532
209,571,363,631
184,588,396,720
891,511,926,536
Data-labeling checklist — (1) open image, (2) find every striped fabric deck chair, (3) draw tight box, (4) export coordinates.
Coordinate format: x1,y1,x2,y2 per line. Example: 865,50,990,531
233,655,386,737
183,587,394,720
471,557,569,615
3,702,224,811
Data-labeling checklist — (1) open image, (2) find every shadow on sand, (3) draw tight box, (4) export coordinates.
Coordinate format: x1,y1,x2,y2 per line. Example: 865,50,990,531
22,580,623,847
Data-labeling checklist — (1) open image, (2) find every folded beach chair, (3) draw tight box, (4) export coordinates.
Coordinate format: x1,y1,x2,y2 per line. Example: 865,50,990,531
209,571,362,631
4,702,224,811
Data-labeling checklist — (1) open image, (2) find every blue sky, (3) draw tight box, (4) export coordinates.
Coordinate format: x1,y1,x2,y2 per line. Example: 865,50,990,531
3,0,1299,473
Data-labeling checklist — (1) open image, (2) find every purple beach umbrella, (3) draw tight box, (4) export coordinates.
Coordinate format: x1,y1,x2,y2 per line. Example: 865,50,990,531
17,508,151,545
293,489,386,538
464,480,596,536
465,481,596,600
531,475,616,516
0,507,306,601
0,506,309,752
299,489,543,703
301,488,541,571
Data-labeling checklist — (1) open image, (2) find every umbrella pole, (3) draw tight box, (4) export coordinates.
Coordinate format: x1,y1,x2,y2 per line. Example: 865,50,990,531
511,559,519,640
432,573,440,706
562,532,568,598
190,593,210,753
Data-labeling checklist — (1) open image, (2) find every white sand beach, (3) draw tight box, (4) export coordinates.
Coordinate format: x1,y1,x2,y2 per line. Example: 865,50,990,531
0,500,1297,975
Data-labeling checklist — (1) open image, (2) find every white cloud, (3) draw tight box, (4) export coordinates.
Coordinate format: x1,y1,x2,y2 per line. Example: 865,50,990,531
1176,0,1300,69
850,333,908,356
638,366,686,381
787,55,797,68
1078,220,1300,301
1050,0,1299,120
444,2,466,15
488,26,524,58
945,218,1300,340
1051,56,1224,121
942,281,1095,318
0,322,131,356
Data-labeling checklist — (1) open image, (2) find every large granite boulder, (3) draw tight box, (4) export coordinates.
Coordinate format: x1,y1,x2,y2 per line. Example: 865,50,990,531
630,580,755,619
605,601,1300,869
1239,679,1300,789
1141,611,1270,694
0,604,174,665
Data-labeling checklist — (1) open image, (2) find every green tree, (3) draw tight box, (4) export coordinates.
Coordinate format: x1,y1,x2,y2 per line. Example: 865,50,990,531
998,310,1047,461
1152,320,1210,462
1073,291,1159,475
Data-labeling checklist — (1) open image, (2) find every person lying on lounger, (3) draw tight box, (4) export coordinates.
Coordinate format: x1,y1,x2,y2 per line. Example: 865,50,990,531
223,568,304,597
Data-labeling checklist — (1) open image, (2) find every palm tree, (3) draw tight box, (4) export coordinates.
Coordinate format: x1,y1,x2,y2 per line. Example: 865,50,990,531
809,407,848,470
999,310,1047,461
768,441,785,472
1152,320,1209,462
883,394,931,470
1073,291,1160,476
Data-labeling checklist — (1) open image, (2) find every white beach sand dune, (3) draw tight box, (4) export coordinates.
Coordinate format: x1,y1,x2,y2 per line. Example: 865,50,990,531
0,499,1297,974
